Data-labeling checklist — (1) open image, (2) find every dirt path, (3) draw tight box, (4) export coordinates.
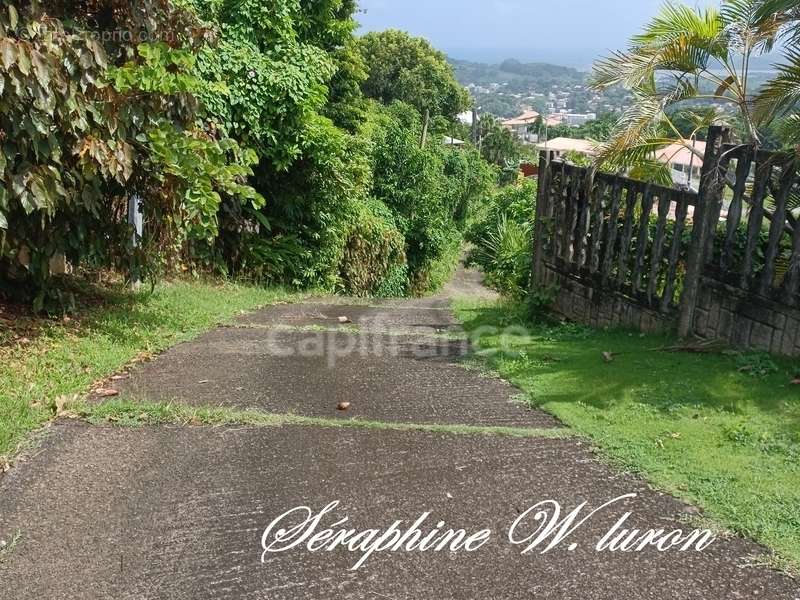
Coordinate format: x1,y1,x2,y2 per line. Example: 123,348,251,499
0,265,796,599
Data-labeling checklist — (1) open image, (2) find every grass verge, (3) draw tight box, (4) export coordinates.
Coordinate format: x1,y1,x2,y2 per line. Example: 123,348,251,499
0,280,297,460
65,398,575,440
0,530,21,563
453,298,800,573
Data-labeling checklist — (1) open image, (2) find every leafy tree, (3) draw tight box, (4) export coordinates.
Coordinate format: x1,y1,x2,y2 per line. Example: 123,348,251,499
174,0,373,286
477,115,522,167
182,0,338,169
367,101,492,290
544,113,618,142
324,36,369,132
590,0,792,177
0,1,260,307
0,0,499,305
358,30,470,119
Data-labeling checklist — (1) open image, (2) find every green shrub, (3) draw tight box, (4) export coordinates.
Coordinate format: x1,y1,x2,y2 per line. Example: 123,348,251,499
471,213,532,296
367,101,492,293
466,180,537,297
375,264,410,298
0,3,261,310
339,200,406,296
1,1,496,306
250,114,371,289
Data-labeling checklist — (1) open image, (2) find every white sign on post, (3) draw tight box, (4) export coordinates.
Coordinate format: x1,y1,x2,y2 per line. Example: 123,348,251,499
128,195,143,289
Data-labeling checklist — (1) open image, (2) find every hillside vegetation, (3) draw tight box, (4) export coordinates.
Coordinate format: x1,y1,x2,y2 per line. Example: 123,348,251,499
0,2,495,310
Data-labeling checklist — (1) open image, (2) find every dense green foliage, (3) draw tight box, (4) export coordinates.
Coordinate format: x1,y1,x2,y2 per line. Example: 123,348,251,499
466,180,536,297
359,30,470,119
476,115,524,167
0,1,495,307
544,113,617,142
368,102,493,291
0,1,264,309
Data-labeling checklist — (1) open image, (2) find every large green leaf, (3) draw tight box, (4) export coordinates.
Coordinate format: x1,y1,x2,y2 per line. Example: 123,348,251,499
8,5,18,30
0,38,17,70
31,50,51,88
16,43,30,76
0,185,7,228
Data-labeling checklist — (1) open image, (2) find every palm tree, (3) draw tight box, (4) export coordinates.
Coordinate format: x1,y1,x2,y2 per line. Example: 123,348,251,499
754,0,800,146
590,0,794,179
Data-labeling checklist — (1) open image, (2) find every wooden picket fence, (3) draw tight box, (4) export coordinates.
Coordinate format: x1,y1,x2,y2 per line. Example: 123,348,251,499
532,126,800,353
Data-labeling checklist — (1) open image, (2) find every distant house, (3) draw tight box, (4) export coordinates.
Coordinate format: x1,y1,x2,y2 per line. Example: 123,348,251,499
655,141,706,189
502,110,541,144
564,112,597,126
457,111,474,126
443,136,466,147
545,112,597,127
544,114,566,127
534,137,706,190
536,137,597,159
520,162,538,178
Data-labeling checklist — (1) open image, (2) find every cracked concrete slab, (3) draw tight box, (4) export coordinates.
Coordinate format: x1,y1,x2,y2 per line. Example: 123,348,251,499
0,424,795,600
110,327,559,428
4,263,796,599
234,302,463,334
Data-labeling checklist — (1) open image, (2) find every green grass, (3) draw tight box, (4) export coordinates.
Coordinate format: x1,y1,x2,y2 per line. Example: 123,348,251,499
0,280,297,460
65,398,575,439
454,298,800,571
0,529,22,563
420,238,463,295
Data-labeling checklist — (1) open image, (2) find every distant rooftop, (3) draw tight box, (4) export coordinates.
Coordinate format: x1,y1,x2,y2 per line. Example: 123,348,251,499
535,138,707,167
443,136,465,146
537,137,597,155
503,110,541,126
655,141,707,168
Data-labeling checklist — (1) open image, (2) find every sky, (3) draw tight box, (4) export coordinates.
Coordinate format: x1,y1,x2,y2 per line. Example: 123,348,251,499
357,0,716,69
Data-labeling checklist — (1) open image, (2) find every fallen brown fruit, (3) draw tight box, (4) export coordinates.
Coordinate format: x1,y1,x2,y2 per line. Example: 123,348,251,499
337,402,351,411
94,388,119,398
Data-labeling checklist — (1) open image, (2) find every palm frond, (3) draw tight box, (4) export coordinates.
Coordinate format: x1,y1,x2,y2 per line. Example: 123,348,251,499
722,0,783,52
672,106,729,136
591,49,659,91
595,133,675,187
594,79,703,166
754,0,800,44
592,3,730,94
754,47,800,122
633,3,724,46
774,114,800,148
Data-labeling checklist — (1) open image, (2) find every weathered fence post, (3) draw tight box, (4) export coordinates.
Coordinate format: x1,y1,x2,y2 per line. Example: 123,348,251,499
677,126,731,339
531,150,552,286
